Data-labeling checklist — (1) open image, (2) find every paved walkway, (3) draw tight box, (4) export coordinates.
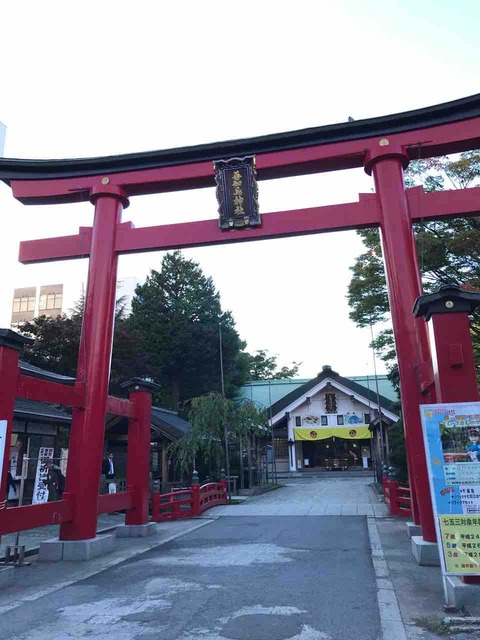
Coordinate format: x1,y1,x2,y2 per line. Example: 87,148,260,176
210,476,389,517
0,514,125,559
1,516,381,640
2,477,476,639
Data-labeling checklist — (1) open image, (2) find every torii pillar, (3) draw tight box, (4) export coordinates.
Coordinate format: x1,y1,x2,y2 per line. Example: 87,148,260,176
59,183,129,542
365,141,437,545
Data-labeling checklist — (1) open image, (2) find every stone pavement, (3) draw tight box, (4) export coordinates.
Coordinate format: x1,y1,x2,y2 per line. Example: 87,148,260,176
376,518,479,640
0,514,125,559
0,515,381,640
209,476,389,517
0,476,478,640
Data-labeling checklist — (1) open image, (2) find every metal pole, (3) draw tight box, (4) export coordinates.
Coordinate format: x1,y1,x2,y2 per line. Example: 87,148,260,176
14,439,30,548
219,323,231,501
370,324,385,467
268,380,277,483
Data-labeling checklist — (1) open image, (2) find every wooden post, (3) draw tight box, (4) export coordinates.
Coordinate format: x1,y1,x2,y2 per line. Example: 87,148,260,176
256,436,262,485
161,441,168,491
247,433,253,489
239,434,245,489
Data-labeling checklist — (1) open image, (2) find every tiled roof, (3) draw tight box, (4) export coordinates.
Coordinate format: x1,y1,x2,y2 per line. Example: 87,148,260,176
19,360,75,385
268,367,397,421
14,397,71,423
150,407,190,441
239,372,398,409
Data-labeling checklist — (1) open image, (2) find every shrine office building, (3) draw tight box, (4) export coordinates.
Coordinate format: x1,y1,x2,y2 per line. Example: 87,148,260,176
240,365,399,475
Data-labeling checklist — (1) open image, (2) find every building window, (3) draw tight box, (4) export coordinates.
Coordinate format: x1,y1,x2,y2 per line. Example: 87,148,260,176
321,416,328,426
324,392,337,413
295,416,302,427
364,413,371,424
39,293,63,311
273,438,289,457
337,415,344,425
12,296,35,313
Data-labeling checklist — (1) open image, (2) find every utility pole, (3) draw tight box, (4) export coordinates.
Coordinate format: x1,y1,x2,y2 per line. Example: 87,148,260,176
219,323,231,501
268,379,277,483
370,324,385,466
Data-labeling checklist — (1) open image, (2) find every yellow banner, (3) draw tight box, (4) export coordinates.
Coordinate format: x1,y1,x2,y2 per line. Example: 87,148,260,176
294,427,371,441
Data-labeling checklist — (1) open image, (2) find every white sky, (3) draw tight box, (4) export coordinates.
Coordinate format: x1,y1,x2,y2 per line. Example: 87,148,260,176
0,0,478,378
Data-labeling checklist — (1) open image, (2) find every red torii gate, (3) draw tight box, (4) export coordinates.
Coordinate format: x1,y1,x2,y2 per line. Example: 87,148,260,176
1,93,480,545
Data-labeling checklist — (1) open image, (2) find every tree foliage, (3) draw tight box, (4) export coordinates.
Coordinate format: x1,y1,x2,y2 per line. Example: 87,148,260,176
387,420,408,483
19,296,146,395
245,349,301,380
347,151,480,377
128,251,249,409
168,392,268,473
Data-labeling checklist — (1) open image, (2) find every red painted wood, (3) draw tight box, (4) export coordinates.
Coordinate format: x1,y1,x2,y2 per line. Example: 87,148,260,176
0,346,20,507
125,390,151,525
59,191,126,542
97,491,133,515
383,478,412,518
199,482,228,513
429,313,479,403
16,374,85,408
18,187,480,265
9,116,480,204
18,199,381,263
407,185,480,221
0,495,74,536
115,200,381,254
152,482,227,521
106,395,135,418
371,155,437,542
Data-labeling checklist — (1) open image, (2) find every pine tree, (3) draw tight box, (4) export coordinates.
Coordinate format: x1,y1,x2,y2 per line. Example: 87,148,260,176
128,251,248,409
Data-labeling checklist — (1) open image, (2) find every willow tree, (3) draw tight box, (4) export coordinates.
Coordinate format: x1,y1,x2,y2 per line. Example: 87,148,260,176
169,393,268,487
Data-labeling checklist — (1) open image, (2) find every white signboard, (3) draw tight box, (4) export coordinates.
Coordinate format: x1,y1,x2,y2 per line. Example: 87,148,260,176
0,420,7,488
60,448,68,477
32,447,54,504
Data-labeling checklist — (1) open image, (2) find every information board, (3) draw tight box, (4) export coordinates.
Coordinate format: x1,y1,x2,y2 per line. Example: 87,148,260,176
420,402,480,576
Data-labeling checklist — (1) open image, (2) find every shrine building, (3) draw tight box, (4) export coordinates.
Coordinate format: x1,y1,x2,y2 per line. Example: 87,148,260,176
241,365,399,475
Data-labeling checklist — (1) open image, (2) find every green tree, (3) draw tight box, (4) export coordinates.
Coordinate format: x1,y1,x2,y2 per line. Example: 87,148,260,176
347,151,480,376
128,251,248,409
168,392,231,474
169,392,267,481
387,420,408,483
246,349,301,380
19,296,147,395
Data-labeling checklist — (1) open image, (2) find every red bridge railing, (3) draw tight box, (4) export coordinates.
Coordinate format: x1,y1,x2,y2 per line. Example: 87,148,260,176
152,479,228,522
383,477,412,517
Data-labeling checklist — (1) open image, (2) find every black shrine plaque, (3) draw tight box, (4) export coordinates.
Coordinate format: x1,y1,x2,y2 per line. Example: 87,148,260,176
214,156,260,230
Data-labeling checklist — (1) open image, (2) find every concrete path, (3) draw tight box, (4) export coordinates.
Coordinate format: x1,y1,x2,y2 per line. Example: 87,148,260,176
211,476,389,517
3,477,471,639
0,514,125,559
0,516,381,640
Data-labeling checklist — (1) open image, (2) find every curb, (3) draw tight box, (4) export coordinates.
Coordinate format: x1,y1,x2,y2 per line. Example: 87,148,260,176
367,516,408,640
0,525,117,563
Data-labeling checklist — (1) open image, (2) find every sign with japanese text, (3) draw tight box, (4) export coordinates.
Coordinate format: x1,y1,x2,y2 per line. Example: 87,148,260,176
32,447,54,504
214,156,260,229
421,402,480,576
439,516,480,574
